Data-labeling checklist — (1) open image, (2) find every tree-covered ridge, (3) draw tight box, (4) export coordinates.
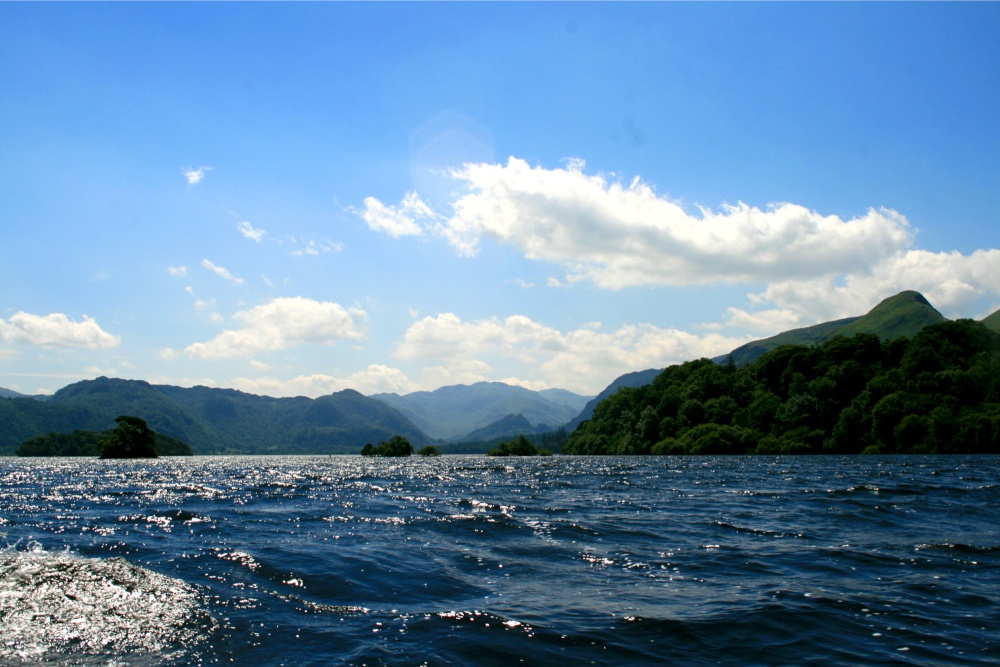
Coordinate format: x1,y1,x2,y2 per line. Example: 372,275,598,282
564,319,1000,455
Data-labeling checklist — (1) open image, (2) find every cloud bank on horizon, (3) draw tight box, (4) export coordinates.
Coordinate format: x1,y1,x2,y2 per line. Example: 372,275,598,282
2,2,998,398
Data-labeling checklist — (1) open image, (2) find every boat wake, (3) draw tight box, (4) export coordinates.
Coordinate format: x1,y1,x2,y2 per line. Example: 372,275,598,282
0,543,216,665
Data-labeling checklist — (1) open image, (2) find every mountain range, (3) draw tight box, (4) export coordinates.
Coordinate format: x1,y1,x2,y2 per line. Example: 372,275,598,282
371,382,590,441
0,378,428,456
2,290,998,455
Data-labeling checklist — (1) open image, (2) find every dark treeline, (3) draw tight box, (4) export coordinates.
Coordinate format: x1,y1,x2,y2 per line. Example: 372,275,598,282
441,428,569,455
360,435,414,457
18,420,194,457
564,319,1000,455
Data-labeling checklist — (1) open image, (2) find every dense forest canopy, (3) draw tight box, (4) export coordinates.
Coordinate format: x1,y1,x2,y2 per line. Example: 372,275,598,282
564,319,1000,455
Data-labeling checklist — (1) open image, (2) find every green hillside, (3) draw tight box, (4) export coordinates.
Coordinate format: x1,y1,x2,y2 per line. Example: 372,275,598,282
983,308,1000,333
830,290,946,341
716,290,945,367
716,318,858,367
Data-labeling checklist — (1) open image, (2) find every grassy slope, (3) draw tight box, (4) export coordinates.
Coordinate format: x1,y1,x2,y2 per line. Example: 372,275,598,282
983,308,1000,333
718,290,947,367
830,290,946,341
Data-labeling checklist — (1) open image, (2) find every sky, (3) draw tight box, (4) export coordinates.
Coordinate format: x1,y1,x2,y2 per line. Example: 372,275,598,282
1,2,999,399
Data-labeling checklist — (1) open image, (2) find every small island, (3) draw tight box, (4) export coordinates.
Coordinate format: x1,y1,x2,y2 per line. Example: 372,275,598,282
360,435,414,457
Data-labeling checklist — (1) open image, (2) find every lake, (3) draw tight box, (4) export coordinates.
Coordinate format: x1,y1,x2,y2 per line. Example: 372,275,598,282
1,455,998,666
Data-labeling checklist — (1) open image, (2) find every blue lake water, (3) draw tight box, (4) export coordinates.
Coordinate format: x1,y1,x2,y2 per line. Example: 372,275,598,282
1,455,998,666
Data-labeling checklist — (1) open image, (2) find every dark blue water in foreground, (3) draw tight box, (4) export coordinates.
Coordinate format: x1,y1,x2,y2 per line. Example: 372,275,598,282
1,455,998,666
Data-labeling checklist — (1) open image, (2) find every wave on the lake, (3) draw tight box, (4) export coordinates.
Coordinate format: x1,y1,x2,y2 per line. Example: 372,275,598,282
0,542,216,665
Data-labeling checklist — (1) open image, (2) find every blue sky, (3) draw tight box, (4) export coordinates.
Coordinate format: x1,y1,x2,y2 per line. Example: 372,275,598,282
2,2,998,398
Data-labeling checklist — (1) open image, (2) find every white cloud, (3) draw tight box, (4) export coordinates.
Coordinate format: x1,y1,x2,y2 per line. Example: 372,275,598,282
360,156,1000,332
183,296,368,359
396,312,750,394
184,166,213,185
167,266,188,278
237,220,266,243
440,158,916,288
0,312,120,349
418,359,495,390
359,191,434,238
289,239,343,257
201,259,245,285
361,157,915,288
723,307,802,334
159,347,179,361
754,248,1000,324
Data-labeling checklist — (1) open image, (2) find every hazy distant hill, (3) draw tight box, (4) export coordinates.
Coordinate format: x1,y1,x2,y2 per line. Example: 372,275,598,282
371,381,591,441
0,387,47,400
459,413,551,443
1,377,428,456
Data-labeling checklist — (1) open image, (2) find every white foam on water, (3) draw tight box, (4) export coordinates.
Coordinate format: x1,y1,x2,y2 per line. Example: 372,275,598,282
0,543,216,664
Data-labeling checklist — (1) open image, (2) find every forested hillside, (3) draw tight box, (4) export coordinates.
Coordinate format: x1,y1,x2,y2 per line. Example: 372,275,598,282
565,319,1000,455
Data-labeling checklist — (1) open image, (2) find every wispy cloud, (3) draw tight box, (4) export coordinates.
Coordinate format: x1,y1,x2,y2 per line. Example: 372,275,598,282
237,220,266,243
183,296,368,359
201,259,245,285
183,166,213,185
167,265,188,278
0,312,120,349
289,239,343,257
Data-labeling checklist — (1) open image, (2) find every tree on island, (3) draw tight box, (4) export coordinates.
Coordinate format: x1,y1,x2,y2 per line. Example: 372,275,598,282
417,445,442,456
360,435,414,457
100,415,159,459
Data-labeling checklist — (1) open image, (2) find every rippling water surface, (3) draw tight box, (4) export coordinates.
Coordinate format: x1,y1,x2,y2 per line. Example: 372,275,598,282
1,455,998,666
